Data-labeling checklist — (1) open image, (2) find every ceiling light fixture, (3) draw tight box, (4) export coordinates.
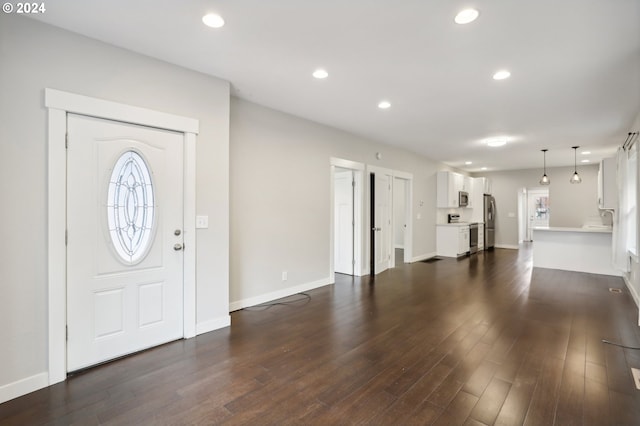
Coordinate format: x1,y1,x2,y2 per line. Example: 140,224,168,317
539,149,550,185
485,137,508,147
465,161,473,165
582,151,591,155
493,70,511,80
581,159,590,163
202,13,225,28
481,167,488,170
454,9,479,24
378,101,391,109
312,69,328,79
570,146,582,184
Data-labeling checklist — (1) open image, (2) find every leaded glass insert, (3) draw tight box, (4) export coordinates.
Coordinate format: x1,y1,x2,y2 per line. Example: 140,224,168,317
107,151,155,264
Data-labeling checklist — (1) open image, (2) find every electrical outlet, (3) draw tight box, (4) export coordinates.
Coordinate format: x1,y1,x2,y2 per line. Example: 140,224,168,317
632,368,640,390
282,271,288,281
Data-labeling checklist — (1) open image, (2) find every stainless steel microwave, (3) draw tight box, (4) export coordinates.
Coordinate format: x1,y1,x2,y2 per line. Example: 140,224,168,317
458,191,469,207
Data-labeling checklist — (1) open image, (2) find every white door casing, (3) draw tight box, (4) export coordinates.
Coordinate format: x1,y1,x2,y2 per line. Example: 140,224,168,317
46,89,198,385
374,173,391,274
66,114,184,371
334,169,354,275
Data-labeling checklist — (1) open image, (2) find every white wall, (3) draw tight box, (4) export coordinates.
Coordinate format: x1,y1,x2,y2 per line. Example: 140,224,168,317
0,14,230,398
229,98,443,307
474,165,600,247
393,178,406,248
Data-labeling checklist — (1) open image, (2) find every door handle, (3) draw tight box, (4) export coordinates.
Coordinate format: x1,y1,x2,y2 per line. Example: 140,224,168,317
371,227,382,231
173,243,183,251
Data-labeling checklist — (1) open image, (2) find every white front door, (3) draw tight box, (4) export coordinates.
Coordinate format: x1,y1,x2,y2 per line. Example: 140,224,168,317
334,169,354,275
374,173,391,274
66,114,185,372
527,189,550,241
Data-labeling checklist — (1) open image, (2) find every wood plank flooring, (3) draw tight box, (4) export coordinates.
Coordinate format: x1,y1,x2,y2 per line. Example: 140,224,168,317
2,245,640,425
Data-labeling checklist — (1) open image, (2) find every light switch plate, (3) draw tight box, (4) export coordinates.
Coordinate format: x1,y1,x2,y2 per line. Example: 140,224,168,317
196,215,209,229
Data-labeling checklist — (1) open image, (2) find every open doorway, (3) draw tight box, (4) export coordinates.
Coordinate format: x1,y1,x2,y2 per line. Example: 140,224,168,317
334,167,355,275
367,166,413,275
330,158,364,279
392,176,411,267
518,187,550,242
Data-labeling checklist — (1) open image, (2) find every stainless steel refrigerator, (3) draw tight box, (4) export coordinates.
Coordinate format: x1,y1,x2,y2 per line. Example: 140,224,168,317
484,194,496,249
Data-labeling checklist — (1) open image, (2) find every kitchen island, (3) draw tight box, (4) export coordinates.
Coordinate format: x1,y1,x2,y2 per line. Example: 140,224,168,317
532,226,620,276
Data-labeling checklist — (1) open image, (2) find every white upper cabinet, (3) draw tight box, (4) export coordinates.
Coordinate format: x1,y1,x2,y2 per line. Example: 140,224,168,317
598,157,617,210
437,171,462,208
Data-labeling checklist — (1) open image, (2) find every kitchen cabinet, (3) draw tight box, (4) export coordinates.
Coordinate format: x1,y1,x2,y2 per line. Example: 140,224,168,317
437,171,472,208
437,171,462,208
436,224,470,257
598,157,617,210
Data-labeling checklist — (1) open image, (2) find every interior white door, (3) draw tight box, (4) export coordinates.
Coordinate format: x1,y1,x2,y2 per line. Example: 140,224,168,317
66,114,184,372
334,169,354,275
374,173,391,274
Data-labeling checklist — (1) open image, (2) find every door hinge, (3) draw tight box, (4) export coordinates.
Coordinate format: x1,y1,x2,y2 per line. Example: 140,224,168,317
352,180,356,187
65,230,68,246
65,133,68,149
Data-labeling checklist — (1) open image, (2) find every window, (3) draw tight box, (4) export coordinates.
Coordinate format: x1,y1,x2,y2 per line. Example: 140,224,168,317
107,150,156,264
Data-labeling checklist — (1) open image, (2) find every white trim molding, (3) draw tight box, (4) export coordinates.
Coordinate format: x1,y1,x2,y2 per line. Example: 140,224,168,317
411,252,438,263
0,373,48,404
45,89,199,388
495,244,520,250
229,277,332,312
196,316,232,335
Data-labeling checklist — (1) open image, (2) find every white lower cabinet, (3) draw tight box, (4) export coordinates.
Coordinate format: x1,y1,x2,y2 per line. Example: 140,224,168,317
437,224,470,257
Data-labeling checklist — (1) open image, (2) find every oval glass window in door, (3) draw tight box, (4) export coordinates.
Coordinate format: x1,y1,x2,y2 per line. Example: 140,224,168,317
107,150,156,264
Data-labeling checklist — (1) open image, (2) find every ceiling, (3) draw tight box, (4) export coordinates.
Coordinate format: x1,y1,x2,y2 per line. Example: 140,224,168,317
29,0,640,171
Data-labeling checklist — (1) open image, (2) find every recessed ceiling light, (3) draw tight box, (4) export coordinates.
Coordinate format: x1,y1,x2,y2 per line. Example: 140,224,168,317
581,159,590,163
485,137,508,147
582,151,591,155
465,161,473,165
312,69,328,79
481,167,488,170
493,70,511,80
454,9,479,24
202,13,225,28
378,101,391,109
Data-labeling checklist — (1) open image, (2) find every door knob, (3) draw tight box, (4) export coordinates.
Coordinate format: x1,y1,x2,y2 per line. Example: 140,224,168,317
173,243,183,251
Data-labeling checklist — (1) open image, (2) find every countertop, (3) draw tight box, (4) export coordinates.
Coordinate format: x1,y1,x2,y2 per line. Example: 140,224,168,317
437,221,484,227
533,226,612,234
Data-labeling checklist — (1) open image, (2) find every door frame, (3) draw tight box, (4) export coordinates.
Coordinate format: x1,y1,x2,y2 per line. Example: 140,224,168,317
329,158,364,280
392,175,413,267
366,165,413,274
45,89,199,385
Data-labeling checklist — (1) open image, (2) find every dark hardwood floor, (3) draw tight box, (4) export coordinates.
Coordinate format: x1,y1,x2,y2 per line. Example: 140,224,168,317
2,246,640,425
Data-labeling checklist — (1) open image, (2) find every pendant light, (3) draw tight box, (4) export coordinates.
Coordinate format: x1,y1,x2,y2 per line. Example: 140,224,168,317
539,149,550,185
570,146,582,184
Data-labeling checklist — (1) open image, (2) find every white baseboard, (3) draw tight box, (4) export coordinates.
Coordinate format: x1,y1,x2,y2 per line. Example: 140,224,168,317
195,315,231,336
495,244,520,250
0,372,48,404
411,252,438,263
229,277,332,311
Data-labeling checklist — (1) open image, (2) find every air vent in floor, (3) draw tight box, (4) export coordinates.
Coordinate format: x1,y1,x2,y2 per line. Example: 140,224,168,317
609,288,623,293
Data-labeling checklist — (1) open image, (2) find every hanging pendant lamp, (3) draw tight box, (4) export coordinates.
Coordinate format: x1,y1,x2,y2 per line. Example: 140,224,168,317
570,146,582,184
539,149,550,185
